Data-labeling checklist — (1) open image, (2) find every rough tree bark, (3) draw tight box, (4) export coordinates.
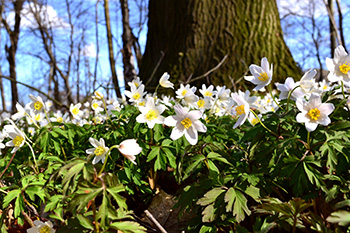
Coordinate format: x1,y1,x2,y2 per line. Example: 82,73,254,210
103,0,122,98
1,0,23,112
139,0,302,90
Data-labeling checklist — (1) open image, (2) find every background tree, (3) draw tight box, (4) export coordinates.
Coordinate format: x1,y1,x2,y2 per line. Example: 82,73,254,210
139,0,302,90
1,0,24,112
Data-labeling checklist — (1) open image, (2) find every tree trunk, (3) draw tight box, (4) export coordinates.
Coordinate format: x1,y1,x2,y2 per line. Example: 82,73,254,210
103,0,122,98
139,0,302,90
328,0,337,57
120,0,137,86
2,0,23,112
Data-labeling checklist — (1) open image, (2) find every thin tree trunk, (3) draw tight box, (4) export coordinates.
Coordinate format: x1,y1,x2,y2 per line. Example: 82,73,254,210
328,0,337,56
0,68,6,112
120,0,137,86
335,0,346,51
103,0,121,98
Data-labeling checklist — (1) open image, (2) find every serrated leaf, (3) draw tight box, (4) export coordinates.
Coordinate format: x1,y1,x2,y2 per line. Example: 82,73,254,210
224,187,236,212
245,186,260,202
3,189,21,208
202,204,216,222
14,194,24,218
197,188,225,206
233,189,251,222
76,213,94,230
107,185,127,210
207,152,232,165
110,221,147,233
147,146,159,162
327,210,350,226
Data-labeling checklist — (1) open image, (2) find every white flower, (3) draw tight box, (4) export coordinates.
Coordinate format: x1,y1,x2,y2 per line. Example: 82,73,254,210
326,45,350,82
199,84,217,98
0,132,5,155
93,91,104,100
275,77,304,101
70,103,84,120
118,139,142,165
300,69,317,96
248,112,261,126
107,100,121,115
124,83,146,103
175,84,196,99
164,104,207,145
86,138,109,165
11,103,27,121
231,92,250,129
50,111,69,123
27,220,55,233
296,93,335,132
214,86,231,107
136,96,165,128
244,57,273,91
128,76,142,88
4,124,26,153
91,100,104,113
159,72,174,89
29,94,45,113
195,97,212,110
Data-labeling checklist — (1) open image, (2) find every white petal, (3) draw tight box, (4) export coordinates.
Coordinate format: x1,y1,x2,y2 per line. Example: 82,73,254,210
305,122,318,132
184,127,198,145
170,127,184,141
164,116,177,127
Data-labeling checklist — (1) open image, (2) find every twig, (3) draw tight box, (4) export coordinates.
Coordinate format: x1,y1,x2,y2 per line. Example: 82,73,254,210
186,54,228,84
144,210,168,233
146,51,166,87
0,151,16,179
0,75,65,109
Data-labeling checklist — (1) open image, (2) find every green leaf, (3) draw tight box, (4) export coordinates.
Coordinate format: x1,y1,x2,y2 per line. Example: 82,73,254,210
14,194,25,218
202,204,216,222
207,152,232,165
147,146,160,162
327,210,350,226
3,189,21,208
199,225,217,233
245,186,260,202
233,189,251,222
76,213,94,230
107,185,127,210
207,160,219,175
110,221,147,233
197,188,225,206
224,187,236,212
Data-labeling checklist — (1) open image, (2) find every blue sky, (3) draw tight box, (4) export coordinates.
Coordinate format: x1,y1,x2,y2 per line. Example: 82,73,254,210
0,0,349,109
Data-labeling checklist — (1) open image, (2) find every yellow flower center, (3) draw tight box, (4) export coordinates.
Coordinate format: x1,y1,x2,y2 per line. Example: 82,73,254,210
339,62,350,74
197,99,205,108
134,82,139,88
258,72,269,82
40,225,51,233
94,146,105,156
13,135,24,147
181,90,187,96
204,91,212,97
34,101,43,111
35,114,42,121
251,118,259,126
133,93,140,100
72,108,79,115
92,102,99,109
181,118,192,129
145,110,158,120
235,105,245,115
57,117,63,123
138,101,145,106
308,108,320,120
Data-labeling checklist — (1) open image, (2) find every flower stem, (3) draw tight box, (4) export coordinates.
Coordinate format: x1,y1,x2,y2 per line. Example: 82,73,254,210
250,109,279,138
97,145,119,176
26,141,39,174
268,84,283,110
341,81,347,99
307,131,311,150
